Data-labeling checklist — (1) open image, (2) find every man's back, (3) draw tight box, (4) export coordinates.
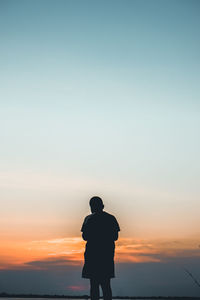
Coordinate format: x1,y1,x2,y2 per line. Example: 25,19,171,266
81,211,120,243
81,196,120,282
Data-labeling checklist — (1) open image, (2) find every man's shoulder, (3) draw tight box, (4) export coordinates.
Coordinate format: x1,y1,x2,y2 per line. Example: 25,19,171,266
84,213,93,222
81,214,93,231
103,211,117,220
103,211,120,230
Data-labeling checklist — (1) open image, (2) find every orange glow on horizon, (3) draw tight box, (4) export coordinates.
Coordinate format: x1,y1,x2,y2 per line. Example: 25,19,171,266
67,285,88,291
1,237,200,270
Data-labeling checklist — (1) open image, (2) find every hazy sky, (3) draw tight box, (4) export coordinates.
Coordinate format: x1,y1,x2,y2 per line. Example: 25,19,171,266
0,0,200,296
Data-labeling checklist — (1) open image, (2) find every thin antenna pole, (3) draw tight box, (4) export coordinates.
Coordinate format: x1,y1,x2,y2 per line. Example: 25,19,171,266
183,267,200,288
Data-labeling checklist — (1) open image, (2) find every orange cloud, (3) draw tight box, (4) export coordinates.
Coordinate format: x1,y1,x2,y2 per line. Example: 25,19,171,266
1,236,200,270
0,237,84,270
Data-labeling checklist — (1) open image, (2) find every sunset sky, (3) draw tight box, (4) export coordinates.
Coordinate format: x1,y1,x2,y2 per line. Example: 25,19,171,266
0,0,200,296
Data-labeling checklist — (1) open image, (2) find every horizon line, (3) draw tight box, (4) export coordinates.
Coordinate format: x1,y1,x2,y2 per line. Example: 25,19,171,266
0,292,199,300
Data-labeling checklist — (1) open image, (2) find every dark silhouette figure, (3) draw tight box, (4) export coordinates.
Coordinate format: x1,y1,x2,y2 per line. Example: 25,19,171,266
81,196,120,300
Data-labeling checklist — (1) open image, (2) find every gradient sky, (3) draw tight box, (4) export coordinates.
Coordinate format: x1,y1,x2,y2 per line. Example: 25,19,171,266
0,0,200,296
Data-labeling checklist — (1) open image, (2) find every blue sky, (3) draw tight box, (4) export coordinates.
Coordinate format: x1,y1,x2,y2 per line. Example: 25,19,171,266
1,0,200,237
0,0,200,296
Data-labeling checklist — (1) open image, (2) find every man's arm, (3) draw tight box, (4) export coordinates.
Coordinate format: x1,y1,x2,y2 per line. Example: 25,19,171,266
113,230,119,241
112,215,120,241
81,216,91,241
82,231,89,241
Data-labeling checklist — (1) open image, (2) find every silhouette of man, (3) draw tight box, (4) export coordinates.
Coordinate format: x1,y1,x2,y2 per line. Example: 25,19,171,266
81,196,120,300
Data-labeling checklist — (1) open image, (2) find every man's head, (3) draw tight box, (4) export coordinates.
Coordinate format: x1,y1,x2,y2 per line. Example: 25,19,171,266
89,196,104,213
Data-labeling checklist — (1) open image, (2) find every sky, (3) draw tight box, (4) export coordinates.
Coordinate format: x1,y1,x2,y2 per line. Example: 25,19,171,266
0,0,200,296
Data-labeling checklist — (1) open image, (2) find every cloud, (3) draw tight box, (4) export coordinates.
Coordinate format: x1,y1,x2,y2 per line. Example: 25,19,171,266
25,256,81,270
115,237,200,263
1,236,200,270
